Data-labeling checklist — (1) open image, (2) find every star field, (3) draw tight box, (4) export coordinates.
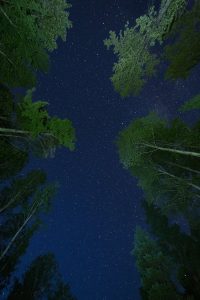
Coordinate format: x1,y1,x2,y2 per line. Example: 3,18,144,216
17,1,200,299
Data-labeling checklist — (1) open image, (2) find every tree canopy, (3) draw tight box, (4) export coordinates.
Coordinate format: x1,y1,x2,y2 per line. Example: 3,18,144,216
104,0,200,97
104,0,187,97
0,88,76,161
0,170,56,290
0,1,77,298
165,1,200,80
133,227,181,300
7,253,77,300
117,112,200,214
0,0,72,87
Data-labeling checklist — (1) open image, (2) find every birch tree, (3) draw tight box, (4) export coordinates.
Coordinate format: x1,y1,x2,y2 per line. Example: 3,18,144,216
0,183,56,263
117,113,200,213
0,170,46,213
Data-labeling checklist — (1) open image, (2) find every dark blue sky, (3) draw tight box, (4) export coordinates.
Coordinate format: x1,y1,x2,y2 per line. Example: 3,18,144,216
18,1,200,299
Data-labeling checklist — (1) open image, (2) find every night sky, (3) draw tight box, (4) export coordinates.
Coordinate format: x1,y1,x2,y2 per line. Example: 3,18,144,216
17,1,200,299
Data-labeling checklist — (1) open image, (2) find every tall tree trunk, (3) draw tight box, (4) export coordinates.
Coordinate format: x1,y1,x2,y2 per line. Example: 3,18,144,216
0,6,17,28
0,178,35,213
166,161,200,175
0,49,14,65
0,198,41,262
158,168,200,192
143,143,200,158
0,127,29,135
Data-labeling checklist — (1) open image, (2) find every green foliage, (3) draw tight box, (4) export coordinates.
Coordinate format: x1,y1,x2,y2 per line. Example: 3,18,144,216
180,94,200,112
18,89,75,151
7,254,77,300
0,83,14,121
104,0,187,97
17,89,49,137
0,0,72,87
165,1,200,80
0,2,76,296
0,170,46,212
104,24,159,97
117,113,200,213
0,171,47,289
48,117,75,151
117,112,167,168
0,88,76,159
0,171,57,288
143,202,200,298
0,85,28,179
133,227,181,299
0,140,28,180
0,222,39,291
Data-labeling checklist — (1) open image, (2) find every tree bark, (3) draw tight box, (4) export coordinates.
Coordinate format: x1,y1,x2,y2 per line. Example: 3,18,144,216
143,143,200,158
166,161,200,175
0,197,42,261
158,168,200,192
0,127,29,135
0,178,35,213
0,207,36,261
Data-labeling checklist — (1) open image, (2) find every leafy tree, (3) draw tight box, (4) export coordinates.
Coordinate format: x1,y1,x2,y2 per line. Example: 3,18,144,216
0,183,56,262
104,0,187,97
143,201,200,299
0,88,75,159
7,253,77,300
104,21,159,97
0,171,56,289
0,221,39,291
0,83,14,122
0,138,28,180
117,113,200,213
165,1,200,80
0,170,46,213
0,0,72,87
0,84,28,179
133,227,181,299
117,112,200,167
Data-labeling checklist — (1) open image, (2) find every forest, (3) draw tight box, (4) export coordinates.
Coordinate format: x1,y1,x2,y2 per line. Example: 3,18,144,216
0,0,200,299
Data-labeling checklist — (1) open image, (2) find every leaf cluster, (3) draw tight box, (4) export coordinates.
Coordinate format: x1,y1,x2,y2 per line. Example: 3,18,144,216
104,0,187,97
0,0,72,87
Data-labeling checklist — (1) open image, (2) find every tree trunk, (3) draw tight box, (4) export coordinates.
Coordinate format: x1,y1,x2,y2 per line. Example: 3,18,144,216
166,161,200,175
158,168,200,192
0,178,35,213
143,143,200,158
0,6,17,27
0,127,29,135
0,49,14,65
0,197,42,261
0,208,36,261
